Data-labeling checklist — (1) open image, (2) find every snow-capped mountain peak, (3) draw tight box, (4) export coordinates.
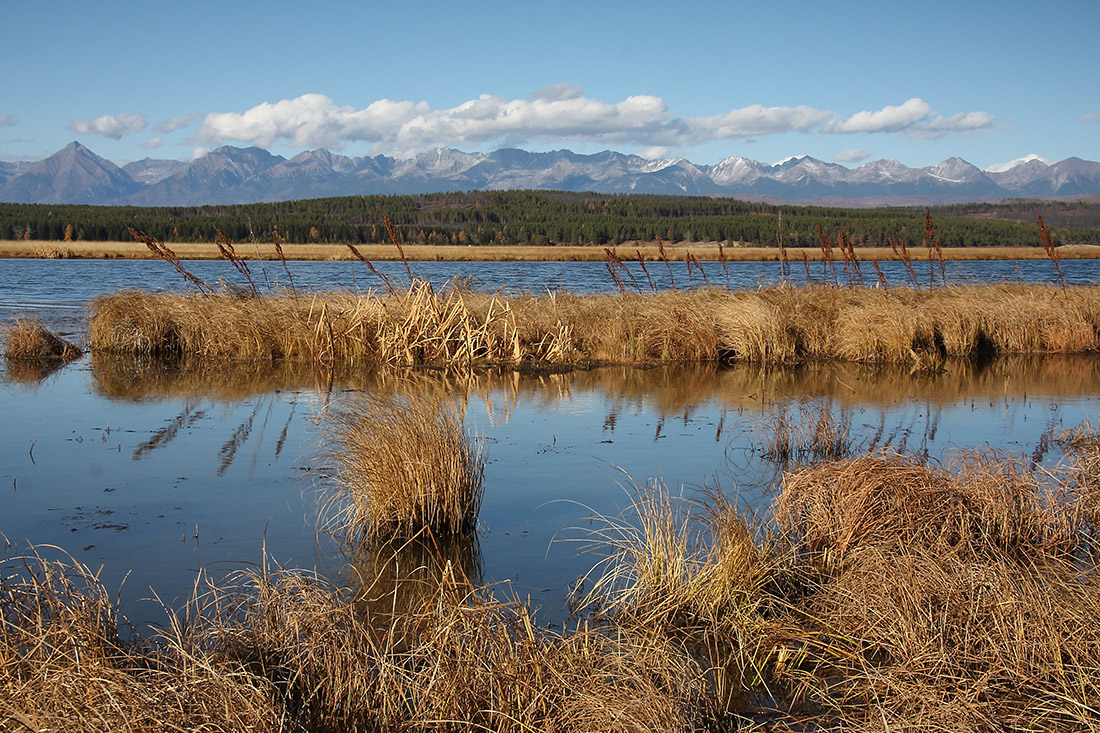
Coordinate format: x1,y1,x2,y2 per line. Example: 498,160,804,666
986,154,1052,173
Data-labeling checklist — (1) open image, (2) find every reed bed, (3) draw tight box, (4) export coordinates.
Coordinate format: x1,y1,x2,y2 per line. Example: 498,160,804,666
319,393,485,540
768,451,1100,730
0,549,279,732
8,435,1100,729
89,282,1100,367
1,317,82,361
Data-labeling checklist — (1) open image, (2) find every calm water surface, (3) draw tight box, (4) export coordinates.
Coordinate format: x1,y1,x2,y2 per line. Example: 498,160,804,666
1,256,1095,327
1,258,1098,631
2,355,1098,630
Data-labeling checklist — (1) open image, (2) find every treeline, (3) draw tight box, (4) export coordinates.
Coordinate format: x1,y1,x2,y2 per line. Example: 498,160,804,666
1,191,1096,248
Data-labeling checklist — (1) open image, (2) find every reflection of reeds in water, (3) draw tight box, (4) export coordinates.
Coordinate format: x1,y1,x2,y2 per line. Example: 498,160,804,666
753,400,854,468
2,356,70,387
342,529,483,644
132,403,206,460
320,393,485,540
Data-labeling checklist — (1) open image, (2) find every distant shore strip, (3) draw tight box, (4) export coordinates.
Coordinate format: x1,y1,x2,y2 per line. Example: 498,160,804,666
4,239,1100,262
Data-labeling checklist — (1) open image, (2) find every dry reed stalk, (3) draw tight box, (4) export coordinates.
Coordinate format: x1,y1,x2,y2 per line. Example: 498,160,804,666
636,249,657,292
925,209,947,286
344,242,396,294
717,239,731,287
319,393,485,540
214,227,259,295
128,228,210,294
657,236,676,289
1039,214,1067,293
382,215,415,283
816,224,838,285
270,224,295,292
1,318,82,361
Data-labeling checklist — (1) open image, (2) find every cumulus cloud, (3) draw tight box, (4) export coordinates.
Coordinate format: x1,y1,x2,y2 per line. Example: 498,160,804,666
1080,111,1100,123
823,97,994,139
142,136,163,149
68,111,147,139
155,114,201,133
193,92,997,155
0,114,18,128
833,148,873,163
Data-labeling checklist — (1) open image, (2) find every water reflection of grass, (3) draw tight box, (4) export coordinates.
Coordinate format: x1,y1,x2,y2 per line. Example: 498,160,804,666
92,350,1100,413
8,436,1100,730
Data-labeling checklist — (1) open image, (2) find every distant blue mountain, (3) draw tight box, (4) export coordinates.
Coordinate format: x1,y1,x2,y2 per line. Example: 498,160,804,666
2,141,1099,206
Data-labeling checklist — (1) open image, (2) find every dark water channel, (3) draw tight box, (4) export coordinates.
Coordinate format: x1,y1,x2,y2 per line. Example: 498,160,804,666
3,353,1098,631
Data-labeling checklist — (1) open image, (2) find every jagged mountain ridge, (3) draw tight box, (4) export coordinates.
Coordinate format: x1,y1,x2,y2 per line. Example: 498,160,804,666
2,141,1099,206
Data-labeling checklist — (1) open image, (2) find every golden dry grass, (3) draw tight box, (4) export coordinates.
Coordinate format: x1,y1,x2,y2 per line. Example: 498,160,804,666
0,549,279,732
89,282,1100,368
319,393,485,540
1,318,82,361
769,451,1100,730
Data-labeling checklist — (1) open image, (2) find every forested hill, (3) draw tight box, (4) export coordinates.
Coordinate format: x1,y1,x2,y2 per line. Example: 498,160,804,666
2,191,1097,248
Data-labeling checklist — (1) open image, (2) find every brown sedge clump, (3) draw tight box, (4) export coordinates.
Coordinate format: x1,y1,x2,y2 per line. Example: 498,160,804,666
1,317,82,362
319,392,485,541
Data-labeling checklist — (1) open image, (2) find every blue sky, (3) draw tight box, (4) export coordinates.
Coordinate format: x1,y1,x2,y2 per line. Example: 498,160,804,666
2,0,1097,170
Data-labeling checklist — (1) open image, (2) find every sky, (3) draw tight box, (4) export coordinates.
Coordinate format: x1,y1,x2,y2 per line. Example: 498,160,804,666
2,0,1098,170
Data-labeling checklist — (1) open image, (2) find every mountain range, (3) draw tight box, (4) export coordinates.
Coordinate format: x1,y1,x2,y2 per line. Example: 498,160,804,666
2,142,1099,207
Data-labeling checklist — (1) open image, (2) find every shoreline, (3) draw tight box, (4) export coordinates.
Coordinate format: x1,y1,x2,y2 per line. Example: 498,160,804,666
3,239,1100,262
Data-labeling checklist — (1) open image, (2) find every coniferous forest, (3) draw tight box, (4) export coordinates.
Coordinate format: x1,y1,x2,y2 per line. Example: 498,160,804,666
1,191,1097,247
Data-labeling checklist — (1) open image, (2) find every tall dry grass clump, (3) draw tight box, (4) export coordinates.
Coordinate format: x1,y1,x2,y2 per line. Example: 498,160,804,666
1,318,82,362
181,561,703,732
320,393,485,539
0,549,278,732
771,451,1100,730
574,480,792,719
88,283,1100,368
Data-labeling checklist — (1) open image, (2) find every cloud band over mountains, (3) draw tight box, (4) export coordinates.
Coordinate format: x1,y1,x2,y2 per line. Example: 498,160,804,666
68,89,996,155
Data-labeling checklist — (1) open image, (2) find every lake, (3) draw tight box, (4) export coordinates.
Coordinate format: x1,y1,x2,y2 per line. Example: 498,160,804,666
1,257,1098,631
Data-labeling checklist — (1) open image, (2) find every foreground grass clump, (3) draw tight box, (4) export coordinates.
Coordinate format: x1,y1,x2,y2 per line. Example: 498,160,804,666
769,450,1100,730
320,393,485,539
89,282,1100,367
0,550,278,732
1,318,82,361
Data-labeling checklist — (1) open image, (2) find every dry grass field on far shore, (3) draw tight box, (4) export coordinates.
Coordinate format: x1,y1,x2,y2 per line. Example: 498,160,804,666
4,238,1100,262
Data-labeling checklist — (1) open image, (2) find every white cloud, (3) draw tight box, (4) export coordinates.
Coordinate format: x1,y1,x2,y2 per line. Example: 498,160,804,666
155,114,201,133
142,136,163,149
824,98,932,134
823,97,994,139
833,148,873,163
0,114,18,128
193,92,998,156
68,111,147,139
1079,111,1100,123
